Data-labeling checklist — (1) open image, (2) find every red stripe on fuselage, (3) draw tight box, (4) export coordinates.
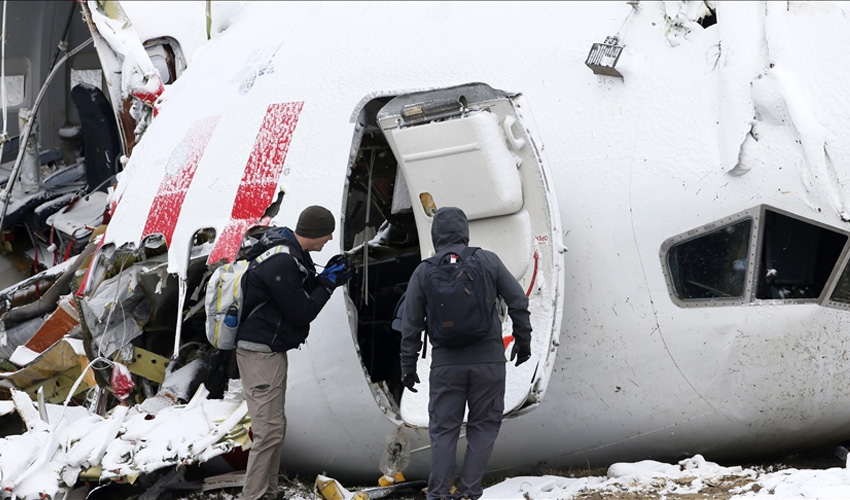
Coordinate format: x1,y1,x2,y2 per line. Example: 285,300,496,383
207,102,304,265
142,115,221,245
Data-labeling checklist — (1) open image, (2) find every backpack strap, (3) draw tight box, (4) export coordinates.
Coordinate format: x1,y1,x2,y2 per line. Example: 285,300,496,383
461,246,479,260
427,246,479,266
243,245,291,321
254,244,290,264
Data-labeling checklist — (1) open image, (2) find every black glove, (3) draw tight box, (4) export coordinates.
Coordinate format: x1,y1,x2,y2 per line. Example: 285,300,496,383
319,254,352,290
402,372,420,393
510,343,531,367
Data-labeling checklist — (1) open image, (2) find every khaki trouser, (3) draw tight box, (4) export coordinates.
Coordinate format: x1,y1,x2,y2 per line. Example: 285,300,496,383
237,348,288,500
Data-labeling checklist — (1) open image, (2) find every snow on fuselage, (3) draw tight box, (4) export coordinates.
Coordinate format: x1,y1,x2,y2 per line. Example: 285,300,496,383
102,1,850,479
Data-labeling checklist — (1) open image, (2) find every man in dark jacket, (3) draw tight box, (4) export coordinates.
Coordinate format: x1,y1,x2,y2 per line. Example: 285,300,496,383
399,206,532,500
236,205,350,500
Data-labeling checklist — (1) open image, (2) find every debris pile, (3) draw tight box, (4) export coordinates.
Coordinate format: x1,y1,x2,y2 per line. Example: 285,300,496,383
0,227,251,499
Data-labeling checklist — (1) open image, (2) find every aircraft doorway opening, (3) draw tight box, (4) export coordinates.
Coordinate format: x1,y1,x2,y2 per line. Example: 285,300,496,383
343,95,421,417
342,83,563,427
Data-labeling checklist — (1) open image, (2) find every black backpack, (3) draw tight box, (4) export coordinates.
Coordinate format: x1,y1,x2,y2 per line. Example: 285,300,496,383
422,246,495,348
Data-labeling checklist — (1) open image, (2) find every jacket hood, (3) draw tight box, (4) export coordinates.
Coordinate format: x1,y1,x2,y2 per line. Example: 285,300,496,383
279,226,298,244
431,207,469,250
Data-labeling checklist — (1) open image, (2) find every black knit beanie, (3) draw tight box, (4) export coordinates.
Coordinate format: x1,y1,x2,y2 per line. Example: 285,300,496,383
295,206,335,238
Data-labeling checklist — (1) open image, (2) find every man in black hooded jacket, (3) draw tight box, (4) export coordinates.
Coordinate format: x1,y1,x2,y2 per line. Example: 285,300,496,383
400,206,532,500
235,205,350,500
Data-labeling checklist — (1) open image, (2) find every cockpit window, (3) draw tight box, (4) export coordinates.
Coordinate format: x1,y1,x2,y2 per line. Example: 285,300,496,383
667,219,752,300
756,210,847,300
663,207,850,307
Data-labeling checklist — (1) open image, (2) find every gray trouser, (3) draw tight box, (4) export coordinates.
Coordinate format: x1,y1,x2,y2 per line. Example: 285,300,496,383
427,362,506,500
237,348,288,500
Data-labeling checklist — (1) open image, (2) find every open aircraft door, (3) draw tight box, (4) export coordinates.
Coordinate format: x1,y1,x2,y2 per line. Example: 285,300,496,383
375,83,564,427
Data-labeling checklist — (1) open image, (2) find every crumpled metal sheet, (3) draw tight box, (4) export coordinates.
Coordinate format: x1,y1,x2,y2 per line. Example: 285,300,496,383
0,338,87,389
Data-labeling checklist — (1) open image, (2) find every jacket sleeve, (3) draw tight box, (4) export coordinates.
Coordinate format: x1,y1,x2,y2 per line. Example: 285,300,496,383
489,252,532,347
399,266,427,374
259,254,332,327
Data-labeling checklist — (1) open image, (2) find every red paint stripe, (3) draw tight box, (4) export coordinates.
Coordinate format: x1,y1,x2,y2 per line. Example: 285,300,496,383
499,250,541,350
76,235,107,297
525,249,539,297
142,115,220,245
131,76,164,106
207,102,303,264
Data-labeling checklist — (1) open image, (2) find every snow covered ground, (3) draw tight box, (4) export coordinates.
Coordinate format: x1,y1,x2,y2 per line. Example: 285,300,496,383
163,450,850,500
481,454,850,499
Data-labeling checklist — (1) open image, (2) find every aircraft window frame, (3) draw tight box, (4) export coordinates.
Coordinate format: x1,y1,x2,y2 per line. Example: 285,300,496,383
797,209,850,309
753,206,848,303
70,69,103,92
3,57,30,109
143,37,186,85
660,209,758,308
662,206,850,308
825,250,850,309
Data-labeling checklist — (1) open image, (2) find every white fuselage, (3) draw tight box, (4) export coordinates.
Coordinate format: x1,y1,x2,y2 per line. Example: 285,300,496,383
100,1,850,480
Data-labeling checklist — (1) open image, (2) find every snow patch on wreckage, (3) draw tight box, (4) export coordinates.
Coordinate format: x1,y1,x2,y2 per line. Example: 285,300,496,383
0,229,255,499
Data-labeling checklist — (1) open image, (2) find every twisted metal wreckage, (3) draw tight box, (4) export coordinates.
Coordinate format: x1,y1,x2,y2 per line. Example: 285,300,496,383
0,2,270,498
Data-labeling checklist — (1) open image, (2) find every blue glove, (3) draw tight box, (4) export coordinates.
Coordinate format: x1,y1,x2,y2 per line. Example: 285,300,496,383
320,255,352,290
325,254,352,275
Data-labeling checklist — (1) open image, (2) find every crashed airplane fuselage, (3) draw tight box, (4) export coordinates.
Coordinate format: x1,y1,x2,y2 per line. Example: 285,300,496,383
5,1,850,499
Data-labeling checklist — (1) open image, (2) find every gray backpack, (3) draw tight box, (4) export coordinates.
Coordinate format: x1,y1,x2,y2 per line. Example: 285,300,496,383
204,245,288,349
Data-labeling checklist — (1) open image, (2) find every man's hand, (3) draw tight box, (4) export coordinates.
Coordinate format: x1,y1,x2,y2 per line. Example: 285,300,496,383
325,254,352,275
402,372,420,393
510,343,531,367
320,254,352,290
